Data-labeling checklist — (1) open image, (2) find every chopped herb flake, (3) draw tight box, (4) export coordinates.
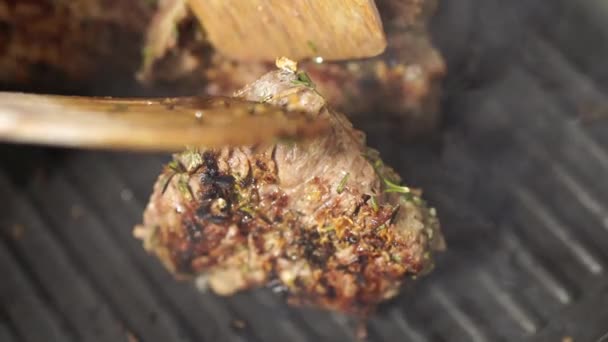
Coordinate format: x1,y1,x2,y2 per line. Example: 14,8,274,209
181,148,203,172
383,178,411,194
239,206,256,217
292,71,315,88
319,225,335,233
167,160,184,173
336,172,350,194
176,176,194,200
370,196,379,212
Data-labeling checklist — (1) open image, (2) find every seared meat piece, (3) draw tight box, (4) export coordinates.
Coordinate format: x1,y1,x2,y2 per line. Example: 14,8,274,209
135,64,444,314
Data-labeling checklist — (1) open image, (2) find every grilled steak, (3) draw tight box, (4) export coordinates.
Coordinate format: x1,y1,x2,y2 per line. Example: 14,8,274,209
134,63,444,314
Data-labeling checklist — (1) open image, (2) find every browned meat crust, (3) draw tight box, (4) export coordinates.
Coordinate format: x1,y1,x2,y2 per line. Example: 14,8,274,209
135,66,444,314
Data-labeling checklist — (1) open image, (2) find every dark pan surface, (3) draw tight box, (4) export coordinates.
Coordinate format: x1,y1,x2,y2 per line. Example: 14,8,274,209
1,1,608,341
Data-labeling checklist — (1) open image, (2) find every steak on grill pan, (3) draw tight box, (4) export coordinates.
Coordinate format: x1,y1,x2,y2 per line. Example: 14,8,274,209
135,61,445,315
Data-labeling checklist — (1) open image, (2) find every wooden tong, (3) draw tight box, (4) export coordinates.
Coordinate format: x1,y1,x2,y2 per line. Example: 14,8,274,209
0,92,329,152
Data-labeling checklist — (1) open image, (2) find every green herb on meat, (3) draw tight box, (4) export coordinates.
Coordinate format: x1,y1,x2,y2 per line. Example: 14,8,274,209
370,196,379,212
292,71,315,88
336,172,350,194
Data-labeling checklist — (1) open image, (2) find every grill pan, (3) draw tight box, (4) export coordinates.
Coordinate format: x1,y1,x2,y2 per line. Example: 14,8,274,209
1,1,608,341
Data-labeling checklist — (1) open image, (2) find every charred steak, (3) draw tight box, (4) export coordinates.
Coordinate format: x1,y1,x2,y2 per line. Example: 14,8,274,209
134,63,444,314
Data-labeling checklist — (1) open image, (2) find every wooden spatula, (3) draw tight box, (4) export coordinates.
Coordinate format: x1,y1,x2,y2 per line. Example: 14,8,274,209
188,0,386,62
0,92,329,152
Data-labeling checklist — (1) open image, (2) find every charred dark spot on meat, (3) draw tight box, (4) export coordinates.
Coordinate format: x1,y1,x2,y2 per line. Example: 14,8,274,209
200,151,220,182
136,66,444,315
